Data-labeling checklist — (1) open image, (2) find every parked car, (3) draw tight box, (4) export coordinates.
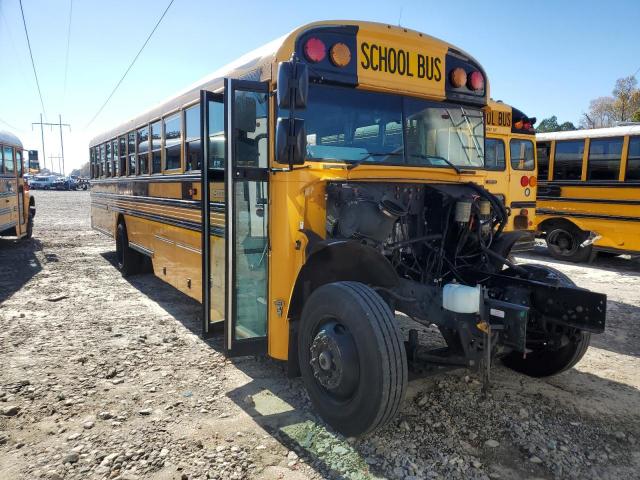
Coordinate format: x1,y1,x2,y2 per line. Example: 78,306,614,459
29,175,57,190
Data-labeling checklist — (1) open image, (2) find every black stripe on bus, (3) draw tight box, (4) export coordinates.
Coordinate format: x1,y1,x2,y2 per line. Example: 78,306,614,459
91,192,226,213
90,173,201,184
536,208,640,223
537,196,640,206
92,201,225,237
510,201,536,208
538,180,640,188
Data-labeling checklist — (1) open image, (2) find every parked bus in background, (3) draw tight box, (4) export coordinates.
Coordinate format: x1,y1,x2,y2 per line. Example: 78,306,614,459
89,20,606,436
536,124,640,262
483,100,537,250
0,131,35,240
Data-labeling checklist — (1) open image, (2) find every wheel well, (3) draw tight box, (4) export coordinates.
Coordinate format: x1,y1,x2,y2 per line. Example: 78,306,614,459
538,217,583,236
285,241,399,377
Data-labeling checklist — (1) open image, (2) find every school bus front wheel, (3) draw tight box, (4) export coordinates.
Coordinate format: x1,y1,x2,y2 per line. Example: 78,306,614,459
298,281,408,437
501,264,592,377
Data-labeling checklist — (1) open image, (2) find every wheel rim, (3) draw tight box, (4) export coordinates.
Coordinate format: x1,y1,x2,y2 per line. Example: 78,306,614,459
309,320,360,400
547,229,579,257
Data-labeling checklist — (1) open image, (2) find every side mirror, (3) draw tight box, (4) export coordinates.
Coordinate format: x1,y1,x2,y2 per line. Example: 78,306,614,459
276,118,306,166
277,61,309,110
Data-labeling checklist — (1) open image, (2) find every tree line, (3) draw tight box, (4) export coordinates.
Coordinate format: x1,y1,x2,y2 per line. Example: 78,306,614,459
536,75,640,132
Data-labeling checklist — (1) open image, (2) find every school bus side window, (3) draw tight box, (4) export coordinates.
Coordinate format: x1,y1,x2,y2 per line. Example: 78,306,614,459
137,126,149,174
0,145,5,173
536,142,550,180
553,140,583,181
17,150,23,176
105,141,112,177
485,138,505,170
163,114,181,171
587,137,622,181
100,144,106,177
185,105,201,171
127,132,136,175
112,139,119,177
4,146,14,174
119,137,127,175
509,139,534,171
625,136,640,181
151,121,161,174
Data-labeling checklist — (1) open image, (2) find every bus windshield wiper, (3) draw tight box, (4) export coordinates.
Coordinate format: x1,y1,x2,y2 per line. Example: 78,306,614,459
407,153,461,174
346,152,403,170
460,106,485,161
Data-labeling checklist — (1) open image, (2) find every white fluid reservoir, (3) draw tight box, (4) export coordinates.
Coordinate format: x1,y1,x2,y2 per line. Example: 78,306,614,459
442,283,481,314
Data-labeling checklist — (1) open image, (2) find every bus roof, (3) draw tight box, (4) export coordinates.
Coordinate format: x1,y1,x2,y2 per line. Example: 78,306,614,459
90,20,485,147
536,124,640,142
0,130,23,149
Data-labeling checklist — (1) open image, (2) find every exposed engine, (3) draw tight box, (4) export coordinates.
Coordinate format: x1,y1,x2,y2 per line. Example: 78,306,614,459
326,181,509,287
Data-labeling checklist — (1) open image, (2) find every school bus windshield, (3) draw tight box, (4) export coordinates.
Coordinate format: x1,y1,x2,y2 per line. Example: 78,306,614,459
292,85,485,168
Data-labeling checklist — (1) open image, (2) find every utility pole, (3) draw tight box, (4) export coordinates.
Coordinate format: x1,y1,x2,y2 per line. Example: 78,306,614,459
48,155,63,175
32,115,71,175
33,113,46,171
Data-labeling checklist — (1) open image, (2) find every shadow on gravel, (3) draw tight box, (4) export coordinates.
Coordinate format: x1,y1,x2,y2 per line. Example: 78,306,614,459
590,299,640,358
517,245,640,278
0,237,43,304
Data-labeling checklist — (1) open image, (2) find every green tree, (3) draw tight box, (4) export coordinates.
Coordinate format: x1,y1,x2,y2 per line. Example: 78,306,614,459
536,116,559,132
632,110,640,122
536,116,576,133
559,121,577,131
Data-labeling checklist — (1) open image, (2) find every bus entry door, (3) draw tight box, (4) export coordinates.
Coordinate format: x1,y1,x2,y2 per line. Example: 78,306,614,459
200,79,270,357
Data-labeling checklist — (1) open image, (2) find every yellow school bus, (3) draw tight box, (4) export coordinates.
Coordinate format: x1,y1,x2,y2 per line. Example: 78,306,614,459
483,100,537,250
0,131,35,240
90,20,606,436
536,125,640,262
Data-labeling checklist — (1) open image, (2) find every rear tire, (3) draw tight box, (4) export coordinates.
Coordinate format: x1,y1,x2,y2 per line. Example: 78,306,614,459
298,281,407,437
25,213,34,239
116,222,142,277
502,264,591,377
546,227,593,263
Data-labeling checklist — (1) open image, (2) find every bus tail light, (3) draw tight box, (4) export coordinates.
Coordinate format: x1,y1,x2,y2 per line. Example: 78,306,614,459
520,175,529,187
528,176,537,187
449,68,467,88
329,42,351,67
304,37,326,63
467,71,484,91
520,209,529,216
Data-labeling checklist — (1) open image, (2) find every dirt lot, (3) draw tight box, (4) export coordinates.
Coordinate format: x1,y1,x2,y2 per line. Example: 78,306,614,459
1,190,639,480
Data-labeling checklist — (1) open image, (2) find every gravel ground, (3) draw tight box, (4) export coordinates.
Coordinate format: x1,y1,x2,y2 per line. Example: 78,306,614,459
0,190,639,480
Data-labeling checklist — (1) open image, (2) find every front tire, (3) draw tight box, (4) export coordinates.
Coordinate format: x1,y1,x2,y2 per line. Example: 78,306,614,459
116,222,141,277
298,282,407,437
502,264,591,377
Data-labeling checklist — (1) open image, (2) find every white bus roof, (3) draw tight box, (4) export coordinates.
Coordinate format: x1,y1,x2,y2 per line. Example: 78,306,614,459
0,130,23,149
536,124,640,142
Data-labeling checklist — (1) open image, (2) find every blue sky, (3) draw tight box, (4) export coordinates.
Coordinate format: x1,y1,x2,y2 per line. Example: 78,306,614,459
1,0,639,172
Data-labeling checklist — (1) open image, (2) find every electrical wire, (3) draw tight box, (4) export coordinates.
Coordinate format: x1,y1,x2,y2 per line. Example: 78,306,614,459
62,0,73,108
18,0,47,119
84,0,176,129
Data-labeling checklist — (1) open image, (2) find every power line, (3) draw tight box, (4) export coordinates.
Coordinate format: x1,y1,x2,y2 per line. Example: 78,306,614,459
85,0,176,128
18,0,47,119
62,0,73,107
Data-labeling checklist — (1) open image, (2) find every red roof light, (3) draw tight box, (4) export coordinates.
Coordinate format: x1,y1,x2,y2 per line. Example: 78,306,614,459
468,71,484,91
304,37,326,63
